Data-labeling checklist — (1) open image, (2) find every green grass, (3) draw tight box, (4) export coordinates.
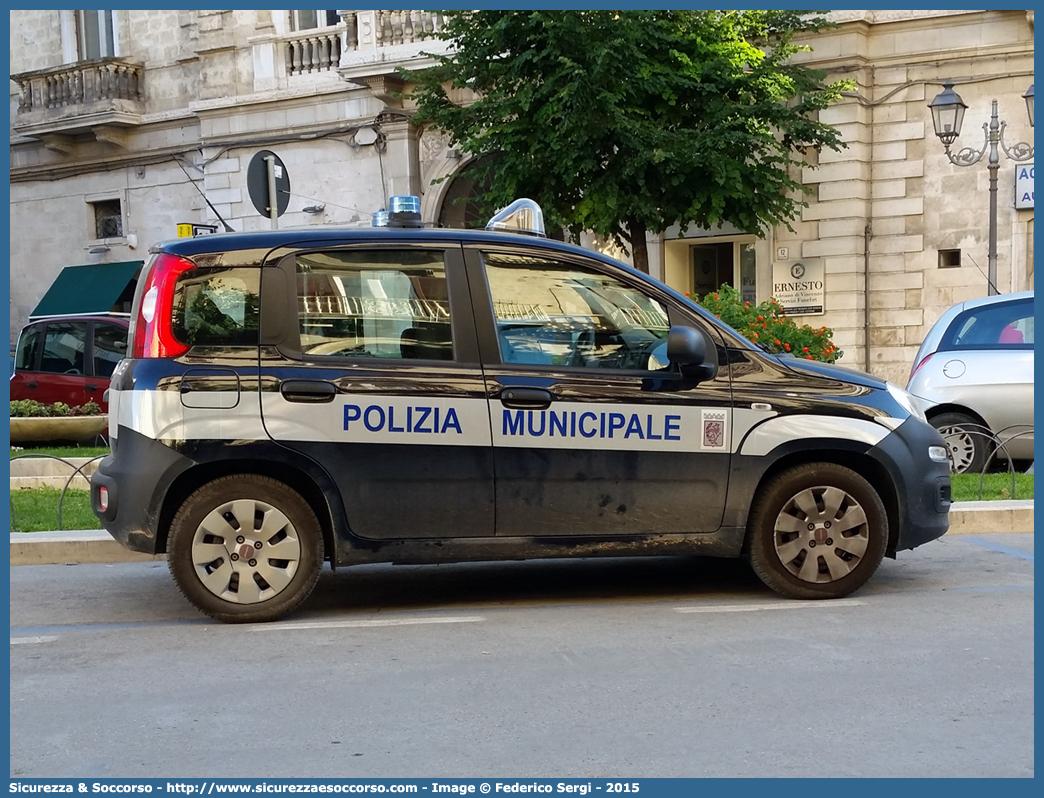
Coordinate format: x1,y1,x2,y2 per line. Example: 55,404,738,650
950,473,1033,502
10,445,110,460
4,473,1033,533
9,487,101,532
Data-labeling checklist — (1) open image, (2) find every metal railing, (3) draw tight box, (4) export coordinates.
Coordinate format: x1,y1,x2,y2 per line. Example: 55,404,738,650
9,453,107,532
943,423,1035,499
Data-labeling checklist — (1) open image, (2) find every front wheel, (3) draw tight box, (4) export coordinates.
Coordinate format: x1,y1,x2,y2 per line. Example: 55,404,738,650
746,464,888,599
168,475,324,623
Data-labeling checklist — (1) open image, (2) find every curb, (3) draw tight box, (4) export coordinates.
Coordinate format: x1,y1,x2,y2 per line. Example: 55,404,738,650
7,501,1033,566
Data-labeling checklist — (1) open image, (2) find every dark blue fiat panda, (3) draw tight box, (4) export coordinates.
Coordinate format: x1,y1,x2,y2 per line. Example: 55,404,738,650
91,198,951,623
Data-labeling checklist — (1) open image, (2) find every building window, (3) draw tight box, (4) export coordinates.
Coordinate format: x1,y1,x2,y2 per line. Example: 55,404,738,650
77,10,117,60
91,199,123,239
938,249,962,269
290,10,339,31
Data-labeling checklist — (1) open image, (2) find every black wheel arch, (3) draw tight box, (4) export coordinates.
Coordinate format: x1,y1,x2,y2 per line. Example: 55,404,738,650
155,445,345,566
731,442,901,558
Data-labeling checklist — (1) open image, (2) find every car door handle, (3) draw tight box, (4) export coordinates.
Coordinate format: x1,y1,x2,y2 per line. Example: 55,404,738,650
499,387,553,409
280,379,337,403
86,384,98,392
26,382,37,389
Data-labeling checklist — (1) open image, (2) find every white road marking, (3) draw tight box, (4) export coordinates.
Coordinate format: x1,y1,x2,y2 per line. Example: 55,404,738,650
11,636,58,645
675,599,866,613
249,616,485,631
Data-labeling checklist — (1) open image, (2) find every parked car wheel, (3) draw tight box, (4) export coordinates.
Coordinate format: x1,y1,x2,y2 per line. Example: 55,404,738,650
930,412,990,474
747,464,888,600
167,475,323,623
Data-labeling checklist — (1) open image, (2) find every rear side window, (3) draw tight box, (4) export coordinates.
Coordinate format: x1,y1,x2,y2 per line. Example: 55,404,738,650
171,267,260,347
41,321,87,375
294,249,453,361
941,299,1034,351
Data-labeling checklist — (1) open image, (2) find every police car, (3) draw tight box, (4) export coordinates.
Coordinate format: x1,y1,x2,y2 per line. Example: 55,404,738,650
91,197,952,623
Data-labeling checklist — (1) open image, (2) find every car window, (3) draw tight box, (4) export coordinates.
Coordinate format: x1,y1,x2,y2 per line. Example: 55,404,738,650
171,267,260,347
942,299,1034,350
92,323,127,378
14,325,41,371
40,321,87,375
482,252,671,370
294,249,453,361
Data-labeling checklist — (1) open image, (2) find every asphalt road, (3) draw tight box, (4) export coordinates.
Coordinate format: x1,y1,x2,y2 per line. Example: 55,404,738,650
9,533,1034,779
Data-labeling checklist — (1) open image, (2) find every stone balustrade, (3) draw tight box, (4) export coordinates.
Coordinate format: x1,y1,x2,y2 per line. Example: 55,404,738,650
285,26,344,76
350,10,443,48
280,11,444,78
14,58,144,115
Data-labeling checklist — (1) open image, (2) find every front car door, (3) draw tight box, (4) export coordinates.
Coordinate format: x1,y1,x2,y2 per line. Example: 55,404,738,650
464,245,733,537
259,242,494,540
11,319,92,407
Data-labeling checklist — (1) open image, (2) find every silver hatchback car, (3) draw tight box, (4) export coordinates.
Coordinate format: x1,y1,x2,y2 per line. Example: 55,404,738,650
907,290,1034,473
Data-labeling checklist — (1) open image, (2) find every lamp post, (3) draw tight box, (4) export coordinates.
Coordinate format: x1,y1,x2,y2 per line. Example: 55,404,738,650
928,81,1034,295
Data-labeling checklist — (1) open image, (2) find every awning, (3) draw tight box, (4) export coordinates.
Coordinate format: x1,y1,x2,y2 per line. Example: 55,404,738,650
29,260,143,319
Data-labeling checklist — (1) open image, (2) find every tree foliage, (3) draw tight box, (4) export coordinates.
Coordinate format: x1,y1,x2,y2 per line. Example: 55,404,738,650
409,10,851,272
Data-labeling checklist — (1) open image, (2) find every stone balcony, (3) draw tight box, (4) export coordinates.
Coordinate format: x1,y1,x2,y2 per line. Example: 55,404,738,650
251,10,448,94
11,58,145,147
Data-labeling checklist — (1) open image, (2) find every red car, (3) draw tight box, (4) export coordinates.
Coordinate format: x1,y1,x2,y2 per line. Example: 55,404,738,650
10,315,130,411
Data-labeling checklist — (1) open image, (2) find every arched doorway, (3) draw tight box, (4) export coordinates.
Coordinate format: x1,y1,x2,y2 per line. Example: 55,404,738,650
436,156,494,229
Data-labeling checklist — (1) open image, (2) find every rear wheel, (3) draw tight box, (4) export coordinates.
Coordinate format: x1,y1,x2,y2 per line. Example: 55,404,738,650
930,412,989,474
168,475,323,623
747,464,888,600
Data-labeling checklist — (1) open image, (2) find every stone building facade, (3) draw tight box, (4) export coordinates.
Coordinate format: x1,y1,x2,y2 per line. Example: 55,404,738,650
8,9,1035,383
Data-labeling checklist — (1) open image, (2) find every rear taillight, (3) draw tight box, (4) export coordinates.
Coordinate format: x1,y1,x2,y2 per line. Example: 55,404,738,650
98,486,109,512
908,352,934,385
131,253,196,358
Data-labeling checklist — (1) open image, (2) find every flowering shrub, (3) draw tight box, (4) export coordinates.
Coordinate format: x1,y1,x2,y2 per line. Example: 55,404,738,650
10,400,102,417
690,284,842,363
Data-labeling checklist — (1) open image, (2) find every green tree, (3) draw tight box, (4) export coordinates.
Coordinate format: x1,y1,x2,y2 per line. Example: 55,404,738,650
409,10,851,272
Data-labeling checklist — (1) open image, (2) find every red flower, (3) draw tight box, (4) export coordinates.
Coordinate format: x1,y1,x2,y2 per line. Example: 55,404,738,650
803,347,810,353
784,343,791,351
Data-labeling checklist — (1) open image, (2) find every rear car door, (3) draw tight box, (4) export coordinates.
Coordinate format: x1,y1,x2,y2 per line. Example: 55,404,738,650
86,319,128,410
259,241,494,540
465,245,733,537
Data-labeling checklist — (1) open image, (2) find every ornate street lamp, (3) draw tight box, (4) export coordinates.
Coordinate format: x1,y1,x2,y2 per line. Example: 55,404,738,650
928,81,1035,295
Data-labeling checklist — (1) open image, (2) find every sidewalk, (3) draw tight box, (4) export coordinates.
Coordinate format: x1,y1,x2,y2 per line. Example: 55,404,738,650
7,500,1033,566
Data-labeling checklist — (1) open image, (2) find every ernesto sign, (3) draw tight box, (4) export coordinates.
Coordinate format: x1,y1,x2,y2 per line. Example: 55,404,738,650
772,259,825,316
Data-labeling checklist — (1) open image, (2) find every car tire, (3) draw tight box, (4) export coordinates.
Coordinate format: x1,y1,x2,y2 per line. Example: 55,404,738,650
746,464,888,600
930,412,990,474
167,475,324,623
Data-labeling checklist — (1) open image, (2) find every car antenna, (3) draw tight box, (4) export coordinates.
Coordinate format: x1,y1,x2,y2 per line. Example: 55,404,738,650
173,156,235,233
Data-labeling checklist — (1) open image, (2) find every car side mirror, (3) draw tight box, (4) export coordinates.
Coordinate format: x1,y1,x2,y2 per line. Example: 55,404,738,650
666,325,718,382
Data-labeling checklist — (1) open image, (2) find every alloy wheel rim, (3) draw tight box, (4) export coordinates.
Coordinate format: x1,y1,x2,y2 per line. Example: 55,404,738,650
772,485,870,583
190,498,302,604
